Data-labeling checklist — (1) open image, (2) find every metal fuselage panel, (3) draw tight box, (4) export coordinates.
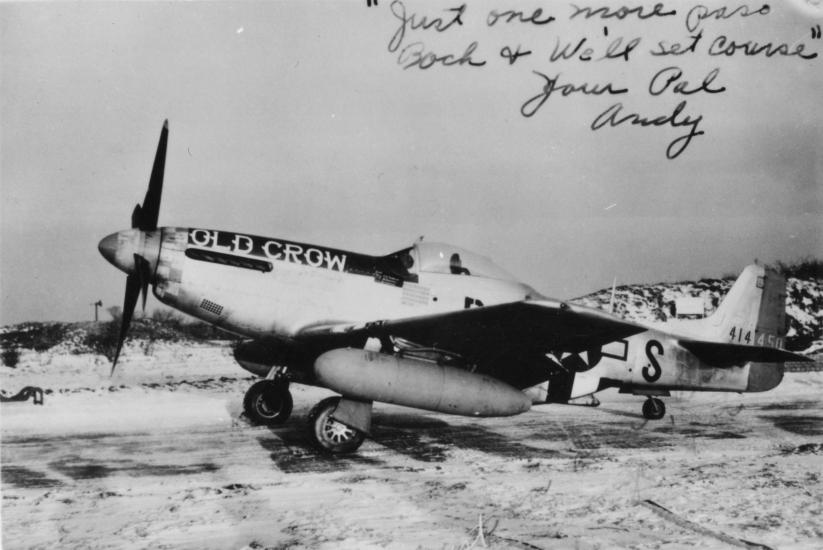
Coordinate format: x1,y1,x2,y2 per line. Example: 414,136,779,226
563,328,765,400
152,227,532,340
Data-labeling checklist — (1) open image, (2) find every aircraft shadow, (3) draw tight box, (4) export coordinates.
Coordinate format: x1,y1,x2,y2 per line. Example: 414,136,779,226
252,403,765,472
593,407,646,420
254,410,559,472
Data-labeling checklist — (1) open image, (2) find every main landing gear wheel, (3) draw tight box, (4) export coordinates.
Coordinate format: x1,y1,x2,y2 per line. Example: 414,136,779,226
642,397,666,420
243,380,293,425
308,396,366,454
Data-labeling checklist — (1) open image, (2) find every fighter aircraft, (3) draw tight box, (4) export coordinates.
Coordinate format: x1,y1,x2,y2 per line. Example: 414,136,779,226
98,121,810,453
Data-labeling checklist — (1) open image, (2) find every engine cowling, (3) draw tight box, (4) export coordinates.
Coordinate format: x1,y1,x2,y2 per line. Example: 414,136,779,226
314,348,531,417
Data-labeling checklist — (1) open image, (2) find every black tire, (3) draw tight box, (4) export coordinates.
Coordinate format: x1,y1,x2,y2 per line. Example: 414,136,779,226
307,396,366,454
243,380,293,425
642,397,666,420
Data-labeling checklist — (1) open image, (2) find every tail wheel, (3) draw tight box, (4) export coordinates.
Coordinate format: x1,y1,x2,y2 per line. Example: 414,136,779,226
243,380,293,425
308,396,366,454
642,397,666,420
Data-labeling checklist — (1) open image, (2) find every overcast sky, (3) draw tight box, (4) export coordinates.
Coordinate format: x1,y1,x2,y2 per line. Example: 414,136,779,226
1,1,820,324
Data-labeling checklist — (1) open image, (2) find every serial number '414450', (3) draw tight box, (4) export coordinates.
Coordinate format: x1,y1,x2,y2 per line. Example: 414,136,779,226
729,327,783,349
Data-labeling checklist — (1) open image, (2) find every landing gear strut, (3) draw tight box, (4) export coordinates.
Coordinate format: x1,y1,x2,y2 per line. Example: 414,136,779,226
243,379,293,425
642,397,666,420
307,396,367,454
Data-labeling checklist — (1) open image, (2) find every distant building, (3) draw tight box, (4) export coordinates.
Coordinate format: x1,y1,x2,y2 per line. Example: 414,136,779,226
674,296,706,319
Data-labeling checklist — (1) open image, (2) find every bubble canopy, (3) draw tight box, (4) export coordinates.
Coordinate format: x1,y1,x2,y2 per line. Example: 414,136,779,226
405,241,519,282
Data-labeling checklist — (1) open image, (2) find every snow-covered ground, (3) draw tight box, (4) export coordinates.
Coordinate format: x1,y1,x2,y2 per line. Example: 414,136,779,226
2,345,822,549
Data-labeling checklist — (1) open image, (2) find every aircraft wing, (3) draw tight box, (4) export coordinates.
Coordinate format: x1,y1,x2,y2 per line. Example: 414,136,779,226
302,300,646,389
678,339,813,368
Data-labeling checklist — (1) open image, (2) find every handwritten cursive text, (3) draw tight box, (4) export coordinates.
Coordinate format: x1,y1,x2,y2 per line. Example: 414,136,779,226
591,101,704,159
521,71,628,117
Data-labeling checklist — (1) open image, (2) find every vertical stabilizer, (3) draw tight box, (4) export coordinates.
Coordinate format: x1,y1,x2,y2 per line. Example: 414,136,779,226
700,265,787,347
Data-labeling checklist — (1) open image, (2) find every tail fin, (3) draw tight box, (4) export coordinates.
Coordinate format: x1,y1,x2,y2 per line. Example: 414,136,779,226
700,264,787,348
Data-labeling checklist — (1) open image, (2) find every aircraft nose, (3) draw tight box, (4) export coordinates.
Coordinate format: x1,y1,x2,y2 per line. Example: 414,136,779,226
98,230,138,274
98,233,119,265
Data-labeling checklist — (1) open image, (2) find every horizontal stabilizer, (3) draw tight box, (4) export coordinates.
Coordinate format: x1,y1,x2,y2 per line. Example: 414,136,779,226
679,339,812,368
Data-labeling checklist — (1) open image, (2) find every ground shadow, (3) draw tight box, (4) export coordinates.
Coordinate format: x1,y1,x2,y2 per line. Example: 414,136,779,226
762,415,823,436
255,410,560,471
47,456,220,480
1,465,63,489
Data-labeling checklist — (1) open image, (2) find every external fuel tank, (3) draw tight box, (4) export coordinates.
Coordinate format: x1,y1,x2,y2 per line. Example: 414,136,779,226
314,348,531,417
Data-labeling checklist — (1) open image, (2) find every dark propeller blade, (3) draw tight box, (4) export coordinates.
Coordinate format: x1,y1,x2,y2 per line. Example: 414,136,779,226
131,204,143,229
135,119,168,231
111,268,142,375
135,254,151,312
110,120,168,375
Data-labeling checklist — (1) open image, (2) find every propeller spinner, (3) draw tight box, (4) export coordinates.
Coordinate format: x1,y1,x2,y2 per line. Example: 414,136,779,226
98,120,169,373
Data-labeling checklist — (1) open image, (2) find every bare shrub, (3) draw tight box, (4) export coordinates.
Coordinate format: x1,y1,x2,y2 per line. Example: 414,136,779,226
2,347,20,368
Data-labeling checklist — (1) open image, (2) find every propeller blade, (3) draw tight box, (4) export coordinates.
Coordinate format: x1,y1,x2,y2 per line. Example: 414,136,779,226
131,204,143,230
110,120,168,374
135,254,151,312
136,119,168,231
111,269,141,375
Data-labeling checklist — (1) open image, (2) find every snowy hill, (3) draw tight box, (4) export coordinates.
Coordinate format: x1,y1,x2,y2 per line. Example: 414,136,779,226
573,276,822,355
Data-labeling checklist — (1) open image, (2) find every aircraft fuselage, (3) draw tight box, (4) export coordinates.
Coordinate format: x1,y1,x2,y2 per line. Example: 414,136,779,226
109,226,782,400
533,328,782,406
148,227,533,341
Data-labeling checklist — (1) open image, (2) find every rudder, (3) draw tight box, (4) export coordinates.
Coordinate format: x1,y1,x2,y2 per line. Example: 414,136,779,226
700,265,787,348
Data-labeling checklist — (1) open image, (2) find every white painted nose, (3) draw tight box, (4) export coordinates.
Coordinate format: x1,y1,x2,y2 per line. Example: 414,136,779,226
99,228,163,278
98,230,140,274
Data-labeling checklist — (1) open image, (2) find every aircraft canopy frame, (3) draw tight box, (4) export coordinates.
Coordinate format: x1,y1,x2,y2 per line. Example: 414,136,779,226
407,241,519,282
